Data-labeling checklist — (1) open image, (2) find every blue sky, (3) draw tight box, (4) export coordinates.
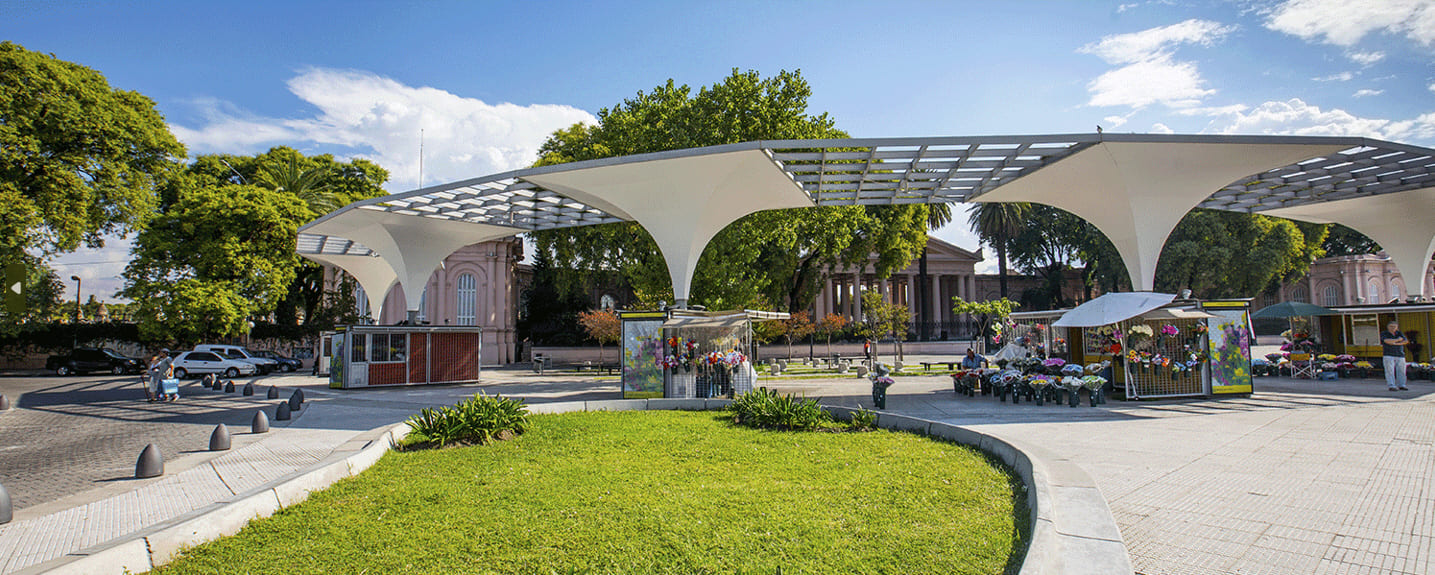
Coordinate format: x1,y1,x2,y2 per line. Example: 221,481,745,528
6,0,1434,300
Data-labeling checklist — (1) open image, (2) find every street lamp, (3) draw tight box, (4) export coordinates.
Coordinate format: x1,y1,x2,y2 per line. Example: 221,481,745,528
70,276,81,323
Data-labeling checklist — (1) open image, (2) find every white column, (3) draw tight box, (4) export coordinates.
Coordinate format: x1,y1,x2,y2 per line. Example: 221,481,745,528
853,271,863,321
930,274,943,327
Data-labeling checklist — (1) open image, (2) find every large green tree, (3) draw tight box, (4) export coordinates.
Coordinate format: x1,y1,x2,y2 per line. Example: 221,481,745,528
1154,209,1326,299
123,182,309,343
530,69,933,312
0,41,184,266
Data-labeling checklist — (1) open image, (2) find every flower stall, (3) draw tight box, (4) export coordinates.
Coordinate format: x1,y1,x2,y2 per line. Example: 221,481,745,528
1001,310,1075,363
1051,293,1254,400
619,309,788,399
1319,302,1435,379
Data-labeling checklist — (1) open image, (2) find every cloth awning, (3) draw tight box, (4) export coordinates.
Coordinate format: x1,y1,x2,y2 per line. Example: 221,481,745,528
1140,307,1217,321
1052,292,1177,328
1250,301,1337,319
662,309,790,329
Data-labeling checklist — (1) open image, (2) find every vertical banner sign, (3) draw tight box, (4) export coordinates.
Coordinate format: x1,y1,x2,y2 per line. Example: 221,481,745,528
1206,308,1254,395
620,312,665,399
4,263,23,315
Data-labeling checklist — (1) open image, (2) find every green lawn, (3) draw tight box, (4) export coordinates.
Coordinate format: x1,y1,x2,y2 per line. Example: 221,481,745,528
155,411,1027,575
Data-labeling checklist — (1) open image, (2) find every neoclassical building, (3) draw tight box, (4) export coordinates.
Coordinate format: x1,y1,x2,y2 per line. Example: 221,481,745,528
811,237,982,340
326,238,525,365
1264,253,1435,309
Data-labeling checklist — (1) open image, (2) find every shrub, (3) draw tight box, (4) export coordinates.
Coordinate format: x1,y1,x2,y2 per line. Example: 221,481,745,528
405,393,529,448
726,387,831,431
848,407,877,431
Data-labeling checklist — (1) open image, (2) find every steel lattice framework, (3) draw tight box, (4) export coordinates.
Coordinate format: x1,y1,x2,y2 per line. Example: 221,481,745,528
296,133,1435,257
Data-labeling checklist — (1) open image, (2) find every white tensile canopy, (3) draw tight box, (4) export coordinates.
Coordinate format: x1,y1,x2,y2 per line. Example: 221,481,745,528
297,134,1435,320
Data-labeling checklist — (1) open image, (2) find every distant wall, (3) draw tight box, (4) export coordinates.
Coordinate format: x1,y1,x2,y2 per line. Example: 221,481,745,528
530,339,979,366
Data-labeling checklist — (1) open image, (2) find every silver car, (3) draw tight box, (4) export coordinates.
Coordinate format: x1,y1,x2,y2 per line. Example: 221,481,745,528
170,350,258,379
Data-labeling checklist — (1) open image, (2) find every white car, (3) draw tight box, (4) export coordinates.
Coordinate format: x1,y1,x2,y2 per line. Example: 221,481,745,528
170,350,258,379
193,344,281,374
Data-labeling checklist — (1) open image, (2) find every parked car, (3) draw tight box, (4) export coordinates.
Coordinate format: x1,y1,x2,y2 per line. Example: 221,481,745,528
251,349,303,372
46,348,144,376
170,351,257,379
192,344,281,374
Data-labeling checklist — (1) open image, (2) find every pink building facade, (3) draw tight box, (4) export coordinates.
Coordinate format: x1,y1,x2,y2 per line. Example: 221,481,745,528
1262,253,1435,309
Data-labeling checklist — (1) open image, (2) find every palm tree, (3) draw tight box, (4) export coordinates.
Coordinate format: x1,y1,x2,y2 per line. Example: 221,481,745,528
968,202,1032,298
258,157,339,215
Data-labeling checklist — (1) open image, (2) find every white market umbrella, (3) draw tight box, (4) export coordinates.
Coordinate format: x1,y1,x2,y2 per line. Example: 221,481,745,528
1052,292,1177,328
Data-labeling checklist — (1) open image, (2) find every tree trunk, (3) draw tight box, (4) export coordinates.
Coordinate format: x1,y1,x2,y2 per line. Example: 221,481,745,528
998,244,1009,298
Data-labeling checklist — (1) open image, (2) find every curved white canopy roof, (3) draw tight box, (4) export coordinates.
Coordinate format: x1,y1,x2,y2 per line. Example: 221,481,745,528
298,133,1435,313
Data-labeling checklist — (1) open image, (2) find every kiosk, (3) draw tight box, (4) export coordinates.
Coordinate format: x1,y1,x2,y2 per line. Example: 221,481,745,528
618,309,786,399
324,325,483,389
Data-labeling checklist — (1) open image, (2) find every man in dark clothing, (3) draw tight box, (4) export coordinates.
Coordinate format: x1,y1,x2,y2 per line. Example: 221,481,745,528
1381,321,1409,391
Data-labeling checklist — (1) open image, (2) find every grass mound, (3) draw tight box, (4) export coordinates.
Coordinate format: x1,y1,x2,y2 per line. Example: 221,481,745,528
156,410,1026,575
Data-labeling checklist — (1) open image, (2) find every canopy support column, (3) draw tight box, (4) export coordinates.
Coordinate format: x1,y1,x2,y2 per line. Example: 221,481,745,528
972,141,1345,291
524,150,814,310
1265,187,1435,301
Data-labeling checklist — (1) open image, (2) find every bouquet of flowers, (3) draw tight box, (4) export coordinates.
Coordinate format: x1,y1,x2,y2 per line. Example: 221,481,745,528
1084,360,1111,374
1042,357,1066,368
1336,354,1356,363
721,351,747,368
657,355,682,370
1061,375,1084,392
1081,375,1108,390
1027,374,1054,389
1318,353,1337,361
1160,324,1180,337
1062,364,1085,376
1354,360,1373,369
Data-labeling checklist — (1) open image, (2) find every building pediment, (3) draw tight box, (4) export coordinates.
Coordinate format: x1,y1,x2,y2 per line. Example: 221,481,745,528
925,235,983,263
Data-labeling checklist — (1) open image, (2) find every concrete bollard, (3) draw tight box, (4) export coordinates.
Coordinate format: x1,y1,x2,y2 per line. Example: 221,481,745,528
287,393,302,412
267,386,279,399
242,382,254,396
275,402,291,421
224,380,235,393
251,410,270,433
209,424,231,451
212,378,223,390
293,388,304,404
0,393,10,411
0,481,11,524
135,444,164,478
856,365,869,377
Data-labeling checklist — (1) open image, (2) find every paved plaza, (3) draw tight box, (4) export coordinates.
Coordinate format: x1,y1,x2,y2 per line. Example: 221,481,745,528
0,368,1431,574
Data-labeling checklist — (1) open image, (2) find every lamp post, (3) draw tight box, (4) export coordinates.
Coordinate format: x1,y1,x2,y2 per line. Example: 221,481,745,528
70,276,81,323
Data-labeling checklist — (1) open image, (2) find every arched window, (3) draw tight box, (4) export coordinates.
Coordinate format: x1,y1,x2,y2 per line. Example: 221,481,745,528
1390,280,1404,302
1263,292,1277,307
1290,286,1308,303
456,273,477,326
1322,285,1340,307
417,287,428,323
355,284,370,320
1367,278,1382,303
600,294,616,310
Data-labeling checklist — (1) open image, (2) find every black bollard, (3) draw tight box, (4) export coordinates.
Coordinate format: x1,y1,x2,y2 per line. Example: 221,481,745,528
212,377,223,390
267,386,279,399
242,382,254,396
209,424,231,451
0,481,11,524
275,401,291,421
293,388,304,404
135,443,164,478
1069,388,1081,407
1090,389,1100,407
224,380,235,393
288,392,302,412
251,410,270,433
0,393,9,411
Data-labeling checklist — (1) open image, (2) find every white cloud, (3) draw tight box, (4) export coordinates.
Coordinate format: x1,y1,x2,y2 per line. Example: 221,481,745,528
1312,71,1355,82
1079,19,1236,64
1199,98,1435,142
1150,122,1176,134
1346,50,1386,65
172,68,597,191
1429,82,1435,93
48,236,136,303
1079,19,1233,109
1103,114,1130,128
1352,88,1384,98
1265,0,1435,47
1116,3,1140,14
1086,56,1216,108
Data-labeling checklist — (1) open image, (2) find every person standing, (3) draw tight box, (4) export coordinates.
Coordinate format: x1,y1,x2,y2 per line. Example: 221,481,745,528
149,348,175,402
1381,321,1409,391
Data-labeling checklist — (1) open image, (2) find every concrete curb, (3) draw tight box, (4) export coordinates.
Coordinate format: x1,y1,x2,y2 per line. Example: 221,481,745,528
33,398,1130,574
